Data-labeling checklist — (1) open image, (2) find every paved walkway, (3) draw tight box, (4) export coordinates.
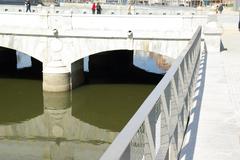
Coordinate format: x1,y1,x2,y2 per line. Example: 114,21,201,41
180,9,240,160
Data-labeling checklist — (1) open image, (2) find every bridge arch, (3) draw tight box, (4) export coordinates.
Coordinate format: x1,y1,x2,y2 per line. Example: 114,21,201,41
70,48,173,76
69,49,172,90
0,44,43,64
0,35,45,63
65,37,187,68
0,34,183,92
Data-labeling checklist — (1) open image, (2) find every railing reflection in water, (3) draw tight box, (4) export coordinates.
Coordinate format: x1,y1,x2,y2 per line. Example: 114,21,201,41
100,26,202,160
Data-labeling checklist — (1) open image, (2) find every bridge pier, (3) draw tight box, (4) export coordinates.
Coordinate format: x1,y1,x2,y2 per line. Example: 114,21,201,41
42,59,85,92
42,59,70,92
71,59,85,89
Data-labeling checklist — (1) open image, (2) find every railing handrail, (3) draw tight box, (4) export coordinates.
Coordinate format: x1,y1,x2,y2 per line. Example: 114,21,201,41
100,26,202,160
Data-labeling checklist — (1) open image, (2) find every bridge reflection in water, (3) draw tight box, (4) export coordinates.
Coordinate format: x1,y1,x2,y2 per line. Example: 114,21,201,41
0,49,169,159
0,84,159,160
0,91,118,160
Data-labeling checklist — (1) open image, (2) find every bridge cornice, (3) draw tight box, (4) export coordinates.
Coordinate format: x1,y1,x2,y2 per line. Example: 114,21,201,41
0,26,194,40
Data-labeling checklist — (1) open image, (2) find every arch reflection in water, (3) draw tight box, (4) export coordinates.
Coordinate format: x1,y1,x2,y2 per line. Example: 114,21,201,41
133,50,172,74
0,91,118,160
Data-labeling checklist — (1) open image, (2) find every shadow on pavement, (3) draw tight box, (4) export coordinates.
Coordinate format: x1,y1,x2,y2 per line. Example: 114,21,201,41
179,51,207,160
220,39,227,52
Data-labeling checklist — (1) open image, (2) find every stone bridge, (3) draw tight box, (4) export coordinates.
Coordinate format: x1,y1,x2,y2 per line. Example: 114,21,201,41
0,5,227,160
0,7,208,91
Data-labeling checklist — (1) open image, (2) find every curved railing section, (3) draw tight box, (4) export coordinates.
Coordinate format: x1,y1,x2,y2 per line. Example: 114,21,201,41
100,26,202,160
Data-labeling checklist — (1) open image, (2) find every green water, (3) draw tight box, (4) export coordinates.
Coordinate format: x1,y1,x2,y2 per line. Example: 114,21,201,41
72,84,155,132
0,78,155,160
0,48,163,159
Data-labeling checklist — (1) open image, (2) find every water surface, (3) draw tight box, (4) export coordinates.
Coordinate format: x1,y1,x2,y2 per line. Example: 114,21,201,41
0,48,163,159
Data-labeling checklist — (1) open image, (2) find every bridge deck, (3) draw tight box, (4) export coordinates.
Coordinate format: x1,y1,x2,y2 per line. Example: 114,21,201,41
180,10,240,160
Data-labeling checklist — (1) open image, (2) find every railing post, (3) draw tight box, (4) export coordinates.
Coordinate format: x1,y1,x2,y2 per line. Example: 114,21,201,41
204,16,223,53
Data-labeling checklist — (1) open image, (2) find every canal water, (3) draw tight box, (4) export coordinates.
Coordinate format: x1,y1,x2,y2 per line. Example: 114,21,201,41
0,48,165,159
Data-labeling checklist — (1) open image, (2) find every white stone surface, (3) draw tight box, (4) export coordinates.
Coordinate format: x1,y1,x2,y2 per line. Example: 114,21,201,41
0,6,209,92
0,12,207,72
0,4,197,15
180,10,240,160
203,21,223,53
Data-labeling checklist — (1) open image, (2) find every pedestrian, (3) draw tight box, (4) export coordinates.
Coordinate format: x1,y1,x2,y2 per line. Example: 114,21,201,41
128,4,132,15
238,12,240,31
91,2,96,14
218,3,223,14
25,0,31,12
96,2,102,14
238,11,240,31
239,20,240,31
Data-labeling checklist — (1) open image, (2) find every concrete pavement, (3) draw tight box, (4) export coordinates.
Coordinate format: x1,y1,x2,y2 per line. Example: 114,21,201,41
180,9,240,160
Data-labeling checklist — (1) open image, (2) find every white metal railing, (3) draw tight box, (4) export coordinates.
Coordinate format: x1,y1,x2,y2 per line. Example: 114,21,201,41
100,26,202,160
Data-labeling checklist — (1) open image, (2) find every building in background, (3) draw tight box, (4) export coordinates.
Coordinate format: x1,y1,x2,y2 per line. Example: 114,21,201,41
202,0,234,6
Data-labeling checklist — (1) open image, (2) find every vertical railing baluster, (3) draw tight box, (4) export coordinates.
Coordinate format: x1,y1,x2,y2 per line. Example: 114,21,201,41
144,117,156,159
156,95,170,160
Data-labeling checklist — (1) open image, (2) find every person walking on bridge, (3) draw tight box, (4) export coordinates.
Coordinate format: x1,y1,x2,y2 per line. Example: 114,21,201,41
96,2,102,14
238,11,240,31
91,2,96,14
218,3,223,14
25,0,31,12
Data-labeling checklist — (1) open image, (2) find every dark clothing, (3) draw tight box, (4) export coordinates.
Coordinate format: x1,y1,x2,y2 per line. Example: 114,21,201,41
25,0,31,12
218,4,223,14
96,3,102,14
239,12,240,31
238,21,240,31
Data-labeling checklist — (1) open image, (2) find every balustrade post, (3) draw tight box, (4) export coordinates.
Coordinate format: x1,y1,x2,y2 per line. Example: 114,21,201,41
204,19,223,53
